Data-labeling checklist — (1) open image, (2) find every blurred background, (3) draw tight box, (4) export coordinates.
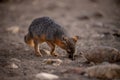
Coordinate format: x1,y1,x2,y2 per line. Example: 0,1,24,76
0,0,120,80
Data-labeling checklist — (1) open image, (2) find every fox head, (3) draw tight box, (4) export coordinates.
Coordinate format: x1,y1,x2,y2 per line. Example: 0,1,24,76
60,36,79,60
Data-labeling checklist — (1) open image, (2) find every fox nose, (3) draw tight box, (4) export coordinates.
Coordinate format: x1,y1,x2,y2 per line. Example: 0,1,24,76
68,54,75,60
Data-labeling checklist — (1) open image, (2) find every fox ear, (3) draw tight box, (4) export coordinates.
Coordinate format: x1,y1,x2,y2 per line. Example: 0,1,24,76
72,36,79,42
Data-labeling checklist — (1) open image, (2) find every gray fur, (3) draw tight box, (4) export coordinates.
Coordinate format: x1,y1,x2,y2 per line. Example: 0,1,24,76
28,17,67,41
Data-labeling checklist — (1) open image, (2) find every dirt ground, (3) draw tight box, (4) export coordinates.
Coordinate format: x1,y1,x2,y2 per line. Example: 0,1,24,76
0,0,120,80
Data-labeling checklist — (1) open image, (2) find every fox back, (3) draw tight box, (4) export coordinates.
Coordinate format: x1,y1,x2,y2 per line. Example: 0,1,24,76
28,17,67,41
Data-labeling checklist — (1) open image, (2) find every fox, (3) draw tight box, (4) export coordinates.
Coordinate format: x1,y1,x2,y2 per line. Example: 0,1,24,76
24,17,79,60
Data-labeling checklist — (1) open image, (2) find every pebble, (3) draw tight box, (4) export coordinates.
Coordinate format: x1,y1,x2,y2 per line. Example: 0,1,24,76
6,26,20,34
10,58,21,63
6,63,18,69
35,72,59,80
43,59,62,66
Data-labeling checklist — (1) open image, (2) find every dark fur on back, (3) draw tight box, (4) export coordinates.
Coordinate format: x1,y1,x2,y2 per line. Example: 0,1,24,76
29,17,67,41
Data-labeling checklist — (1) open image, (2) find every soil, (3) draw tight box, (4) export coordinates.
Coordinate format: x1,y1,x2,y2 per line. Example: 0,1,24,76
0,0,120,80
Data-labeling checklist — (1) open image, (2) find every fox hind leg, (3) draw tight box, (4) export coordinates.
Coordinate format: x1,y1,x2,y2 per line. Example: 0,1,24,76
34,40,43,57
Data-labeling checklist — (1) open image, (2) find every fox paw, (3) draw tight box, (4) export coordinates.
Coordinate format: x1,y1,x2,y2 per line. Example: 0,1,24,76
35,52,43,57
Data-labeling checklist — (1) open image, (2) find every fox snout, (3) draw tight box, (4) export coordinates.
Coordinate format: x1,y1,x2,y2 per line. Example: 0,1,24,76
62,36,79,60
66,48,75,60
68,53,75,60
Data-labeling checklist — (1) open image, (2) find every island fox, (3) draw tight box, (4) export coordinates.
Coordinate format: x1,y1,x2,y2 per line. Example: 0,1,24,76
24,17,78,60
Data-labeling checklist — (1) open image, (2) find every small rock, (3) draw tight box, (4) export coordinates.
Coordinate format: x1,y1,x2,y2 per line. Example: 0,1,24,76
6,26,20,34
6,63,18,69
35,72,59,80
43,59,62,66
83,64,120,79
11,63,18,69
10,58,21,63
